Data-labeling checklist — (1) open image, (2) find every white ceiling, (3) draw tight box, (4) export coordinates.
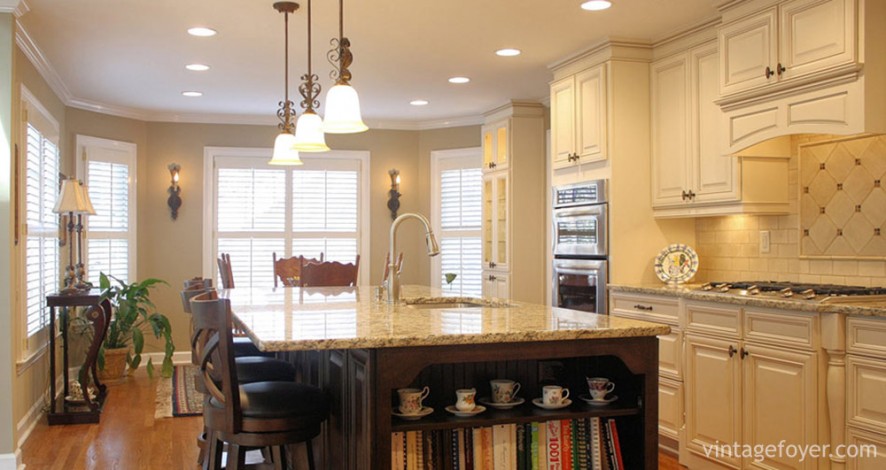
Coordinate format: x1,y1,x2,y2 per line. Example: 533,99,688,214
16,0,718,128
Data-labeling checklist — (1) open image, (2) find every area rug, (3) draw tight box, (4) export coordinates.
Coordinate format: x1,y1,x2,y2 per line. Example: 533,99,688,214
154,364,203,418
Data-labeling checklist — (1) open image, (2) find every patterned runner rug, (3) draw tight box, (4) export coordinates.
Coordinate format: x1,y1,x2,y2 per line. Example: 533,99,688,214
154,364,202,418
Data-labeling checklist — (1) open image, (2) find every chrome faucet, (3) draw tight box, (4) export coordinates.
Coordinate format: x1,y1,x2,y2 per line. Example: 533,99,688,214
388,212,440,303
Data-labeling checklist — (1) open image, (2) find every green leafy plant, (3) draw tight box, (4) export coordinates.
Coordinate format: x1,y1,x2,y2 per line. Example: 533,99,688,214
98,273,174,378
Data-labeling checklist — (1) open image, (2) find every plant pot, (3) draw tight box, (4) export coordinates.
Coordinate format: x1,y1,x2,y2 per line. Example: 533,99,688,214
98,347,129,383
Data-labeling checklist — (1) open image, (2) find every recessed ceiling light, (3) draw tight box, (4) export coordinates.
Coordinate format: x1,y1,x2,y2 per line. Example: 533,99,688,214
182,91,203,97
448,77,471,84
495,48,521,57
410,99,429,106
581,0,612,11
186,64,210,71
187,27,217,37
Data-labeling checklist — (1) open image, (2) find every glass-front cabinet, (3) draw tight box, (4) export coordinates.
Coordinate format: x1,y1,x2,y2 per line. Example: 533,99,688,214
481,171,508,272
481,121,509,172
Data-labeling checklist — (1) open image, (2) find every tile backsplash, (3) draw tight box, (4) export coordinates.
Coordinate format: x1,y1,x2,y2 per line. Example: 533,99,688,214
696,134,886,287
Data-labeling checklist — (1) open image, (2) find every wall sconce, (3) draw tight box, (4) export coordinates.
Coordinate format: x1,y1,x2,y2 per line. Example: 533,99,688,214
387,169,401,220
167,163,182,220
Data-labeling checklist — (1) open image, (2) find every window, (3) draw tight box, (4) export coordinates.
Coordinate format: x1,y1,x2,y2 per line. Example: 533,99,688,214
78,136,138,284
21,87,60,354
205,148,369,288
431,148,483,296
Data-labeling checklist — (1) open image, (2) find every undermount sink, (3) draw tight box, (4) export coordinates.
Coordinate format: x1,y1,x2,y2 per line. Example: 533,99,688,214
406,302,486,309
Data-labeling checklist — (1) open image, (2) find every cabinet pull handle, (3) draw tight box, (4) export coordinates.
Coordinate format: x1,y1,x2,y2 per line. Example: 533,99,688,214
488,275,497,281
765,66,774,78
740,347,749,359
777,63,786,76
633,304,653,311
728,345,737,358
489,162,497,169
489,262,496,268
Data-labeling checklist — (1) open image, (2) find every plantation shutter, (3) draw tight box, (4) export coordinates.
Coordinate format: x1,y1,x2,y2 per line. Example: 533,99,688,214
292,168,359,263
86,158,132,283
437,165,483,296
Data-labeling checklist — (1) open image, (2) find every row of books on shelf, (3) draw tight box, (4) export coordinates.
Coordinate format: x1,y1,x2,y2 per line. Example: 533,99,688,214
391,417,626,470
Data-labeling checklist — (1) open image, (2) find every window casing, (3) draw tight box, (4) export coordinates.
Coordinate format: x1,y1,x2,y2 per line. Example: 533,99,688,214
20,87,60,356
204,148,370,288
430,148,483,296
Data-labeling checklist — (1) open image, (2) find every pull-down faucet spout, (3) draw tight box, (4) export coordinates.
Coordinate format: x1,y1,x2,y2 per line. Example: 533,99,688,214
387,213,440,303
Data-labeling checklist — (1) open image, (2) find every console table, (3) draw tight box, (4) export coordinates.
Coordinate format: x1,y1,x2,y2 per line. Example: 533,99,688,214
46,290,112,425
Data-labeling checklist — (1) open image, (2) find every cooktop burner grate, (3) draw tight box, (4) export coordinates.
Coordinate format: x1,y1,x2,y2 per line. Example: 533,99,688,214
705,281,886,296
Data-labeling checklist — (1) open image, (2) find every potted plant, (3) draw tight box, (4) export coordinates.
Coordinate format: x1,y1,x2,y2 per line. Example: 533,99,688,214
98,273,175,380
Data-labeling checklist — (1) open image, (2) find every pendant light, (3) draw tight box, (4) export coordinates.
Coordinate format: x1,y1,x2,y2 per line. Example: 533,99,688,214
269,2,304,166
323,0,368,134
292,0,330,152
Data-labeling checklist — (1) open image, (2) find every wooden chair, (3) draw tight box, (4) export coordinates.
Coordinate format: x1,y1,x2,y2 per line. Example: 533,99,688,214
273,252,324,287
217,253,235,289
382,252,404,285
189,292,328,470
300,256,361,287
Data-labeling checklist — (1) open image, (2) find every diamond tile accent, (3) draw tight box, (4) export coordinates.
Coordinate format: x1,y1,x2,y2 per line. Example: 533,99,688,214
800,135,886,258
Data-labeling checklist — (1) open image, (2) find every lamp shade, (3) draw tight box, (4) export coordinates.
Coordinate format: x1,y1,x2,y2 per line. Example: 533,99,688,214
79,183,97,215
269,132,304,165
323,84,368,134
53,177,92,214
292,111,330,152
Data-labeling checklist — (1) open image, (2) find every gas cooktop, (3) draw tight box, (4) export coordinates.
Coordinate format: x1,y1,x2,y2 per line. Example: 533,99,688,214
699,281,886,300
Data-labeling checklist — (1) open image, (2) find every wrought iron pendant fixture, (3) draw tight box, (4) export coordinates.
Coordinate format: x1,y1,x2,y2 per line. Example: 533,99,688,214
323,0,368,134
292,0,330,152
269,1,305,166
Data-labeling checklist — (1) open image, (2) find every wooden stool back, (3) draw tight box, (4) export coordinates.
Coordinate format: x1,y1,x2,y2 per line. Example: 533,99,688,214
300,256,361,287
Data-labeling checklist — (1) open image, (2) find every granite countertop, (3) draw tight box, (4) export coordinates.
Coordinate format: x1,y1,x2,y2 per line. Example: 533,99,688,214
609,283,886,317
223,285,670,352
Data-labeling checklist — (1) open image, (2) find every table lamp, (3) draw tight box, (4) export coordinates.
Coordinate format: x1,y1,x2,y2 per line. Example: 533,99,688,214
53,177,95,293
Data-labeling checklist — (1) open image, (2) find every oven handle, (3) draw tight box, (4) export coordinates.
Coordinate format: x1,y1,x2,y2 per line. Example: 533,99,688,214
554,268,605,276
553,204,605,218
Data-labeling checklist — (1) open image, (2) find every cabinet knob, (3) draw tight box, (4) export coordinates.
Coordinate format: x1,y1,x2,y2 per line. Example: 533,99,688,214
488,275,497,281
777,63,786,76
688,190,696,200
728,345,737,358
681,190,688,201
740,347,749,359
489,162,497,169
765,66,775,78
633,304,653,311
489,262,496,268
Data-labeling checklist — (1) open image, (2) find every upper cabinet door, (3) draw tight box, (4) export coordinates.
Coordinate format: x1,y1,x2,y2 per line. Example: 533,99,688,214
779,0,855,80
481,121,509,172
550,76,576,168
575,64,608,163
651,54,691,207
719,8,778,96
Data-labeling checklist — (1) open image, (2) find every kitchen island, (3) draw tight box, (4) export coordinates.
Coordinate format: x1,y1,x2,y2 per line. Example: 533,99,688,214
225,285,670,469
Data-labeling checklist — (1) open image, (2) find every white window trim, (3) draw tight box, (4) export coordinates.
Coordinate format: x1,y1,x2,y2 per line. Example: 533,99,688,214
75,135,138,282
429,147,482,289
202,146,371,286
17,85,60,363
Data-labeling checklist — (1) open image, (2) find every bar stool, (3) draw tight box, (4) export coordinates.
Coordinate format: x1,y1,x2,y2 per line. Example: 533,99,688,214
190,291,328,470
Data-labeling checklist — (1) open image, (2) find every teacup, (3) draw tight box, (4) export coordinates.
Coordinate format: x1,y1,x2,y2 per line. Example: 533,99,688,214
586,377,615,400
490,379,521,404
455,388,477,411
542,385,570,406
397,386,430,415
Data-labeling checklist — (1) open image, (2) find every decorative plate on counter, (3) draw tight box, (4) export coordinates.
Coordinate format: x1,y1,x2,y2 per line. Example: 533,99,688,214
654,244,698,284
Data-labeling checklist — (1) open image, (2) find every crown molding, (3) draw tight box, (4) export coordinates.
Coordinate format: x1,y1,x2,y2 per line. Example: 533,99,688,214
0,0,20,14
14,20,486,131
13,0,27,17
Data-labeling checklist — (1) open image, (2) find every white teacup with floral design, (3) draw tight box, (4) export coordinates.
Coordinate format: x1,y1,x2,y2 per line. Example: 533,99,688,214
490,379,521,404
397,386,430,415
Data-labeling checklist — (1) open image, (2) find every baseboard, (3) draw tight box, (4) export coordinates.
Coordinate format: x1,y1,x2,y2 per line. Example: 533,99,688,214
0,449,22,470
144,351,191,366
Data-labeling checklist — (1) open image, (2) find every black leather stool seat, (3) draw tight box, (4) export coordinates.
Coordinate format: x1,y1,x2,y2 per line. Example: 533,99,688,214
233,337,274,357
234,356,296,383
209,382,328,421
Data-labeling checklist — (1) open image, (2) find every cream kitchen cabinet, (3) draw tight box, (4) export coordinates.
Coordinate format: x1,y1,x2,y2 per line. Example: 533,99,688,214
651,41,790,217
479,102,545,303
719,0,856,99
550,63,607,170
684,301,823,469
481,120,508,173
845,316,886,469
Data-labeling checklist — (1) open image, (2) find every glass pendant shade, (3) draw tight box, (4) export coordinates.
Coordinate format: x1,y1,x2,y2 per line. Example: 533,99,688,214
269,132,304,165
323,84,368,134
293,111,330,152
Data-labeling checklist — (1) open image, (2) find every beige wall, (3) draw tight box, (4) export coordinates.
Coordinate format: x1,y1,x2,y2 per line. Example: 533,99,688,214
696,134,886,286
2,12,16,457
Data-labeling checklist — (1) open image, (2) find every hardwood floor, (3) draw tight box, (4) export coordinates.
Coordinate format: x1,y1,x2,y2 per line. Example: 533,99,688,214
21,372,687,469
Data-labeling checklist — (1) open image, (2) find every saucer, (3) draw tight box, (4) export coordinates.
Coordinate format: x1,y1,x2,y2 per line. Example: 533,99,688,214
579,394,618,405
531,398,572,410
392,406,434,420
444,405,486,417
478,397,525,410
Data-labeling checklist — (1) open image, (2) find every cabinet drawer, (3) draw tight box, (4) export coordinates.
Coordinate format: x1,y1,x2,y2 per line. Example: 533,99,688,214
610,293,680,326
659,376,683,441
847,427,886,470
848,355,886,433
685,301,741,338
743,307,818,350
659,330,683,380
848,317,886,359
